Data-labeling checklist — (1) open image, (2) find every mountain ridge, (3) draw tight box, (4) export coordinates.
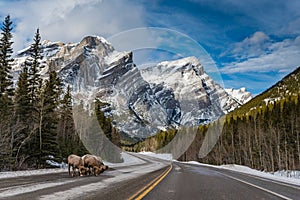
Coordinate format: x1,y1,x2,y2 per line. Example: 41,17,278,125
230,66,300,117
11,35,252,139
127,64,300,172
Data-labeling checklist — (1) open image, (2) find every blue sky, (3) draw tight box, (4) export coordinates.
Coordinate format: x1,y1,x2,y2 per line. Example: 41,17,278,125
1,0,299,95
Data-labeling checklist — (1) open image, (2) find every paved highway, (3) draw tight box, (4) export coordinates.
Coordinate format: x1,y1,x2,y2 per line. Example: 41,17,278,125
0,154,170,200
143,162,300,200
0,154,299,200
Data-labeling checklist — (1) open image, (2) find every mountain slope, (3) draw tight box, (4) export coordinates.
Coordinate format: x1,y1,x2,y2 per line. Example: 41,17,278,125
231,66,300,116
195,67,300,171
225,88,252,105
130,66,300,172
141,57,242,125
12,35,250,139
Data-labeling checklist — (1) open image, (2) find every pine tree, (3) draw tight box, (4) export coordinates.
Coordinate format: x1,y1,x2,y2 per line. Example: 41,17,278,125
37,71,62,167
60,85,73,138
13,65,31,169
58,85,88,158
15,66,30,123
27,28,43,106
95,99,120,145
0,15,14,170
58,85,74,157
0,15,14,99
23,28,45,168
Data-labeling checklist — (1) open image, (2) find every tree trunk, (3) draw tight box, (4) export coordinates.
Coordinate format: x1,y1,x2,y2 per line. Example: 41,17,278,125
39,97,44,167
277,128,281,170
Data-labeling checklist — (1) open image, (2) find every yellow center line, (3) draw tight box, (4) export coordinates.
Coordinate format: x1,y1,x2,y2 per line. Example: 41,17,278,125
128,164,173,200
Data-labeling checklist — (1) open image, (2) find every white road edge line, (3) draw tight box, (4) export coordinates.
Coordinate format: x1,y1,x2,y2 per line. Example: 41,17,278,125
242,173,300,190
188,162,300,189
0,179,76,198
222,173,292,200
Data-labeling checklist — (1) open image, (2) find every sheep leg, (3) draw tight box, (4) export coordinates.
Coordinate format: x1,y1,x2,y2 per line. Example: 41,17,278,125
72,166,76,177
93,166,97,176
68,164,71,176
88,166,92,175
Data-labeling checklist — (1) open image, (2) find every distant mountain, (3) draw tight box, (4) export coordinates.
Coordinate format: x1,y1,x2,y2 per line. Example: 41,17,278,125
231,66,300,116
225,88,252,105
140,57,248,125
196,66,300,171
130,66,300,172
12,36,251,139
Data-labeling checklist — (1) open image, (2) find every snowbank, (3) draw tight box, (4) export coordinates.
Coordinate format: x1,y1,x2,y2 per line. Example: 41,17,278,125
183,161,300,186
0,168,67,179
103,152,146,167
138,151,173,161
2,151,298,188
0,152,145,179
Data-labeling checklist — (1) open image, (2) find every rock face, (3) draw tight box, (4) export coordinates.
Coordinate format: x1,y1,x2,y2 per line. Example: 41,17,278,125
225,88,252,105
141,57,243,125
12,36,251,139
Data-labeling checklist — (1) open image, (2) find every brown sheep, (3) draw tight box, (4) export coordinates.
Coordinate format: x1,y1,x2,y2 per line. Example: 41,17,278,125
68,154,88,177
93,165,104,175
94,155,109,171
82,154,108,176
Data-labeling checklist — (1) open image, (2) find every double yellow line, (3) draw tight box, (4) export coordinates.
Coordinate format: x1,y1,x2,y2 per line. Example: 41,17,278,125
128,164,173,200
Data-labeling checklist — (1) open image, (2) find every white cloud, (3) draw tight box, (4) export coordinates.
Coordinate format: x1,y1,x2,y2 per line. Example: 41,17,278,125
282,18,300,35
230,31,271,60
108,27,223,84
245,31,269,44
0,0,145,52
221,36,300,74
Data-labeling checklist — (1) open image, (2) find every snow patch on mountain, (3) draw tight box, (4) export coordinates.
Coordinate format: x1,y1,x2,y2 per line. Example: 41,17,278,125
225,87,252,105
11,36,251,138
104,51,131,66
141,56,243,125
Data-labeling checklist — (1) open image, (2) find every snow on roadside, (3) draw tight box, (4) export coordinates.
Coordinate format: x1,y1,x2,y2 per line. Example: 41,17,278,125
138,151,173,161
0,152,170,199
0,152,145,179
183,161,300,186
39,152,170,200
0,152,147,180
0,168,67,179
103,152,146,167
3,151,298,188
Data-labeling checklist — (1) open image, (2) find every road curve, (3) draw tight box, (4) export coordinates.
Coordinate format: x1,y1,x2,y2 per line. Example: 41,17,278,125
1,155,299,200
143,162,300,200
0,153,170,200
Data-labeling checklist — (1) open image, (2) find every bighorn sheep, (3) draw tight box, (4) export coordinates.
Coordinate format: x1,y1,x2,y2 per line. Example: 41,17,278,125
82,154,108,176
67,154,89,177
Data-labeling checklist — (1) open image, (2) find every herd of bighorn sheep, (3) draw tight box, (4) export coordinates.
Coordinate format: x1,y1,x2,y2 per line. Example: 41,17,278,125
67,154,109,177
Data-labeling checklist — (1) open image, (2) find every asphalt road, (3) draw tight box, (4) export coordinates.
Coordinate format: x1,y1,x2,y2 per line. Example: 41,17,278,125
143,162,300,200
0,155,299,200
0,154,170,200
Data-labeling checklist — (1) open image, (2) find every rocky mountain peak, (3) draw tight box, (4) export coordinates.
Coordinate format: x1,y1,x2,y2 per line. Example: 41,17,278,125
77,35,114,57
157,56,204,76
225,88,252,105
11,35,251,139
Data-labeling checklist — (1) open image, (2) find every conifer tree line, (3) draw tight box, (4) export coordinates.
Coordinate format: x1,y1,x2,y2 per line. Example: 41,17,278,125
0,15,87,171
195,95,300,172
128,92,300,172
95,99,121,148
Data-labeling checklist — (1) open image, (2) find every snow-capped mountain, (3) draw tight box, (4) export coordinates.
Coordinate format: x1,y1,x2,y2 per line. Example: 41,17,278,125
140,57,245,125
12,35,251,139
225,88,252,105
